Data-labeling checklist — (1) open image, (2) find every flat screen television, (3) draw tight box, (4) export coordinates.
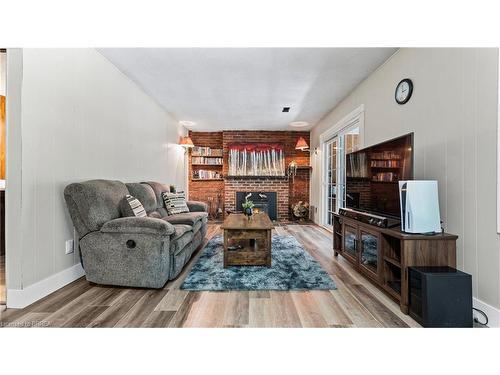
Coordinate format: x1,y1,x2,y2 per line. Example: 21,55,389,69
345,133,413,218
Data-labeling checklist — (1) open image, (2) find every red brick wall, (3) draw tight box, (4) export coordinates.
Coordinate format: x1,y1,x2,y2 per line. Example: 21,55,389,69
345,180,372,210
188,130,310,221
224,179,290,221
188,131,224,218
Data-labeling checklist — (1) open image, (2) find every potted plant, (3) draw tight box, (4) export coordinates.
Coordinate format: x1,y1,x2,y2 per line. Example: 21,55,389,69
242,199,255,220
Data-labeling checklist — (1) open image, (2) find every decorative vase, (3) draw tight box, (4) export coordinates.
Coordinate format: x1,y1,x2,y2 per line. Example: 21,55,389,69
244,207,253,220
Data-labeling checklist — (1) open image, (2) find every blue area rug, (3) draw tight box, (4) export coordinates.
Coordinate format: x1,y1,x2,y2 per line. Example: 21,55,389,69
181,234,336,291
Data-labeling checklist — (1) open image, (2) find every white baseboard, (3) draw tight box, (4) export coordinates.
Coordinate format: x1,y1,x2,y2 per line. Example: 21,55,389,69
7,263,85,309
473,297,500,328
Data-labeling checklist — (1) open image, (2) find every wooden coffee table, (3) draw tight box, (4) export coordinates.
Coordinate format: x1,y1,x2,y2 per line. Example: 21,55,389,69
221,213,274,267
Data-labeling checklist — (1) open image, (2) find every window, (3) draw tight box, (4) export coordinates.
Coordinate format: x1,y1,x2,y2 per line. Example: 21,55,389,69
320,106,364,229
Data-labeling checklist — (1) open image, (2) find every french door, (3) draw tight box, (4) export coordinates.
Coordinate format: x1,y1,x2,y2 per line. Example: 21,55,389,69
325,136,339,227
323,125,360,228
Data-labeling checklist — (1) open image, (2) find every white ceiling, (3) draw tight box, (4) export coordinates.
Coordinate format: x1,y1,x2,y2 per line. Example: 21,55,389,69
98,48,397,131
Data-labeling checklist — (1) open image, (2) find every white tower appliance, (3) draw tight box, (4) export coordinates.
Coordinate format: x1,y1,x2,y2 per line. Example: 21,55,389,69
399,180,441,234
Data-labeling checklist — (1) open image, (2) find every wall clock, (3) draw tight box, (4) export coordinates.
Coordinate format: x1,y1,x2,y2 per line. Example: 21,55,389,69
395,78,413,104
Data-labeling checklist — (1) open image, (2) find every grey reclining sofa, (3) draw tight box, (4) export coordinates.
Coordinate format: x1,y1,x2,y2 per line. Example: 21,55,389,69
64,179,208,288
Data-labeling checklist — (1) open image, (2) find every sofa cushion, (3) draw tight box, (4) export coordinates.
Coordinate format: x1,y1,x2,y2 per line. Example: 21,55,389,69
192,220,202,234
171,231,194,255
125,183,158,213
148,211,162,219
171,224,193,239
186,201,208,212
163,191,189,215
163,211,208,226
144,181,172,217
143,181,170,210
169,229,204,279
120,195,147,218
64,179,129,234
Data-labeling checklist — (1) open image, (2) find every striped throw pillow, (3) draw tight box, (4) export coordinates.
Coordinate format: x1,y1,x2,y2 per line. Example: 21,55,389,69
121,195,147,218
162,191,189,215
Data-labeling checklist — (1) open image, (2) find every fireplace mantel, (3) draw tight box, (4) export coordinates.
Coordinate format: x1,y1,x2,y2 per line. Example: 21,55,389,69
225,175,288,180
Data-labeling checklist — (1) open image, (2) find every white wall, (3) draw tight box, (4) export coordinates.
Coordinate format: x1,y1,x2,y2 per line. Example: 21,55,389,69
6,49,186,301
310,48,500,314
0,52,6,96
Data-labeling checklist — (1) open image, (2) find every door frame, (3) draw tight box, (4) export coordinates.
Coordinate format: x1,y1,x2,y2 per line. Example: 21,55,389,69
319,105,365,230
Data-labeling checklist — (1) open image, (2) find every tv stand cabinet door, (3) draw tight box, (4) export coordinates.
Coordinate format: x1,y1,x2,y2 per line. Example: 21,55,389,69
342,222,359,265
358,226,382,282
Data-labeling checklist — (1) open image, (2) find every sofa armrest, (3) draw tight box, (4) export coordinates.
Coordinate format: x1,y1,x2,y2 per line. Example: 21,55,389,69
187,200,208,212
101,217,175,236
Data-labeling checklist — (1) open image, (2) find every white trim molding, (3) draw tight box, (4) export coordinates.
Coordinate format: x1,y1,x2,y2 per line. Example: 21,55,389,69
473,297,500,328
7,264,85,309
319,104,365,144
318,105,365,227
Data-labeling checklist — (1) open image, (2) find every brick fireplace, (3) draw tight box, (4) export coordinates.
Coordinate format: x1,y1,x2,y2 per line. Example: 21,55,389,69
188,130,310,221
228,181,287,221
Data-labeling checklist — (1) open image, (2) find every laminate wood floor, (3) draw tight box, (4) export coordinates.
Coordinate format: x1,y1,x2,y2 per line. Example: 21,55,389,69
0,224,420,328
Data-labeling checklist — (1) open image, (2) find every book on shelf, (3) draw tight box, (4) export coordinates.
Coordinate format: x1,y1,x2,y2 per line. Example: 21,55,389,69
372,172,399,182
192,169,222,180
191,156,223,165
370,151,401,160
370,159,400,168
191,146,223,157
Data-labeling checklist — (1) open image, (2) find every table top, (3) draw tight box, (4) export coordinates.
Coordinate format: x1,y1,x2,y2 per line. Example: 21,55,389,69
221,213,274,230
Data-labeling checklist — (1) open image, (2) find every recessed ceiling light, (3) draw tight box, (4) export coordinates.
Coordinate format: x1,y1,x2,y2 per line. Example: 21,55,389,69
179,120,196,127
289,121,309,128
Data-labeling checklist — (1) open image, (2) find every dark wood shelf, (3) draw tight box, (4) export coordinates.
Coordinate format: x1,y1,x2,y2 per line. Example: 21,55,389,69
371,180,398,184
346,176,371,180
191,178,224,181
370,166,401,169
191,155,223,158
225,175,287,180
191,164,223,166
384,256,401,268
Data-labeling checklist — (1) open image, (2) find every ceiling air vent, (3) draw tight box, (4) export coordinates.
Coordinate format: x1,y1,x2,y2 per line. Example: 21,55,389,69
282,107,290,113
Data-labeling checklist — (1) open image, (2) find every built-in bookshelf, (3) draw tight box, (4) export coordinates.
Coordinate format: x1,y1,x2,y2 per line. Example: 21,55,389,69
190,146,224,181
192,157,223,165
191,146,223,157
370,151,402,182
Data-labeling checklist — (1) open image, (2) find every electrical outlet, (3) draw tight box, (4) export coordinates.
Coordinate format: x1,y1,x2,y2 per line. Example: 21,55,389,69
65,239,74,255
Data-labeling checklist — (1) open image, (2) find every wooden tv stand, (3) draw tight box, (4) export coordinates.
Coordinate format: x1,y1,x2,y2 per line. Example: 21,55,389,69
332,213,458,314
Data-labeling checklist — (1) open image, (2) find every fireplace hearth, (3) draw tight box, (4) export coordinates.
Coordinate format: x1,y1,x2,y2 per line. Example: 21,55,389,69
235,191,277,221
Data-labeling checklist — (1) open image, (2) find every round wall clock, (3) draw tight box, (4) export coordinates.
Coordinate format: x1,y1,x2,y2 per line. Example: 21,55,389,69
395,78,413,105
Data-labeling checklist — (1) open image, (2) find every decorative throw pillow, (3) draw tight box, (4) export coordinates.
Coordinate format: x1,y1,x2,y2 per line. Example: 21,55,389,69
162,191,189,215
120,195,147,218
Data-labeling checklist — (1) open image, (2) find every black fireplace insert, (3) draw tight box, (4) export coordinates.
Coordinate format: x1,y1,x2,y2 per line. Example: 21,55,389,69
235,191,277,221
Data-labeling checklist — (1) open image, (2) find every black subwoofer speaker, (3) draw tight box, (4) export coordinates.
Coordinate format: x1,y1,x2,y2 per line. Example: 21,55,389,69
409,266,473,327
